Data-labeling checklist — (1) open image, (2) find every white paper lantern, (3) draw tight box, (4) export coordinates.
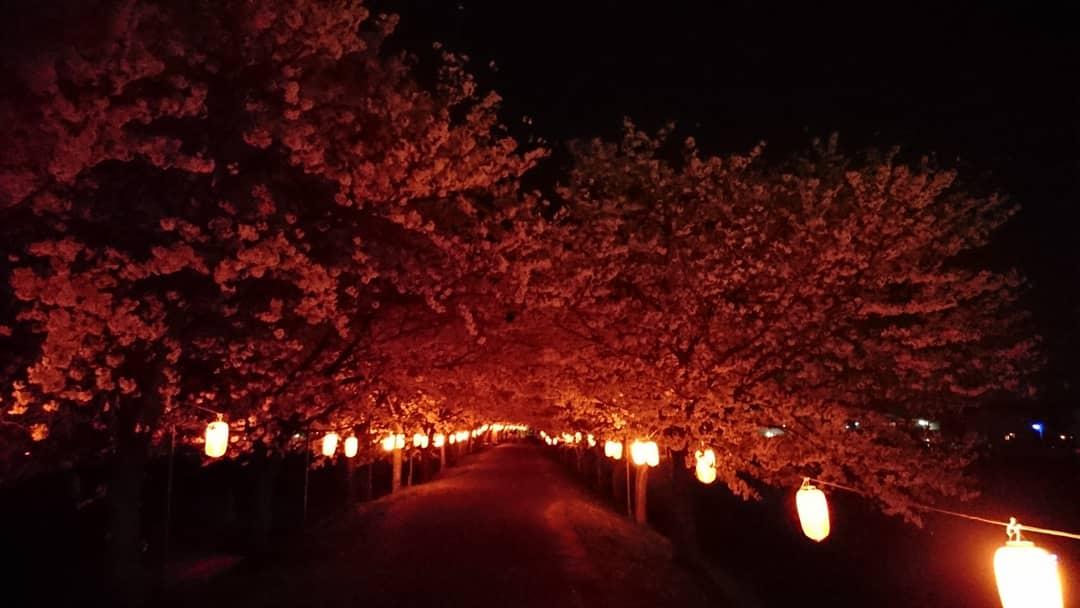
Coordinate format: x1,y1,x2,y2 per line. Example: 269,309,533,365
994,521,1064,608
695,448,717,484
321,432,339,457
204,418,229,458
344,435,358,458
796,480,830,542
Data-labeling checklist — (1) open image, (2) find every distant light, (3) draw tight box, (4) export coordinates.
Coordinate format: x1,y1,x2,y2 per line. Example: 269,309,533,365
853,421,860,428
1031,423,1044,432
917,419,930,428
761,427,785,438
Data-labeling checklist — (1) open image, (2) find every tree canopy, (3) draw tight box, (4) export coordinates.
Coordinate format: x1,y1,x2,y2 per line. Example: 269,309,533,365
0,0,1036,516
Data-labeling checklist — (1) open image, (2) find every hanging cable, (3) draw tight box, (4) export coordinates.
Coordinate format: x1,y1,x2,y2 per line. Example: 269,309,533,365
806,477,1080,542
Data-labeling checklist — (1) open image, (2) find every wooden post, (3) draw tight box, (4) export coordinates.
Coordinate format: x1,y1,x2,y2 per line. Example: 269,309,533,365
634,464,648,524
345,453,356,504
301,431,310,526
391,447,402,493
161,425,176,570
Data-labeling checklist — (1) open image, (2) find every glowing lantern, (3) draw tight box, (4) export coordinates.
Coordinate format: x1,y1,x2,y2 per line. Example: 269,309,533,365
994,519,1064,608
344,436,358,458
413,433,429,448
204,417,229,458
562,433,574,444
630,440,659,467
321,432,339,457
694,448,717,484
796,479,830,542
604,440,623,460
587,434,596,447
395,434,406,449
381,435,396,452
574,432,582,443
448,434,457,445
433,433,446,448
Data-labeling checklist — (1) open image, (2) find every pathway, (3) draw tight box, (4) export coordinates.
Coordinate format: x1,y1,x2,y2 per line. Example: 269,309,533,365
172,443,717,607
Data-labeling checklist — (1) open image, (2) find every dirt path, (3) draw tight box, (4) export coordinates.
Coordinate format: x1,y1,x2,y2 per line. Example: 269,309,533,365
172,443,717,608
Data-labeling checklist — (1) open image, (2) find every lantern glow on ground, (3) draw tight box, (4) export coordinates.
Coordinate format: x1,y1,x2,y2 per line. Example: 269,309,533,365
204,418,229,458
994,532,1064,608
796,480,831,542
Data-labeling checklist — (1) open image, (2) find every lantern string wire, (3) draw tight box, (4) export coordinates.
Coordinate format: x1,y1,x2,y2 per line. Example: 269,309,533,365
807,477,1080,541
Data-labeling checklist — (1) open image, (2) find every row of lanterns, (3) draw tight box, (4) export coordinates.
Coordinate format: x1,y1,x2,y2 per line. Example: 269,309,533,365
204,417,529,460
549,432,1067,608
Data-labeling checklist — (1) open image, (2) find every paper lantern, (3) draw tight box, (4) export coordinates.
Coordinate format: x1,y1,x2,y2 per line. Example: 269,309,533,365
604,440,623,460
448,433,457,445
631,440,659,467
695,448,717,484
381,435,396,452
645,441,659,467
413,433,429,448
322,432,339,457
395,433,406,449
994,521,1064,608
433,433,446,448
205,418,229,458
587,434,596,447
796,479,830,542
344,436,358,458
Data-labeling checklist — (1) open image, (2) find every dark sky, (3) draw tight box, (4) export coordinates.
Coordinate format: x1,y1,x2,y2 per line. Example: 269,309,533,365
390,0,1080,418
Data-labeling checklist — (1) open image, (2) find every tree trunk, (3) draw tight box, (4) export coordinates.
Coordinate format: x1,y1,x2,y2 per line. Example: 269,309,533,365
668,450,702,564
363,462,373,501
611,457,620,503
593,447,604,490
634,465,648,524
407,452,416,486
345,454,356,505
439,443,447,472
391,448,402,493
107,423,150,605
250,442,280,555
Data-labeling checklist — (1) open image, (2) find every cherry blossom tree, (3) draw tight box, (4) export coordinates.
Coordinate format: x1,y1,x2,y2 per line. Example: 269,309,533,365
0,0,540,590
525,124,1036,554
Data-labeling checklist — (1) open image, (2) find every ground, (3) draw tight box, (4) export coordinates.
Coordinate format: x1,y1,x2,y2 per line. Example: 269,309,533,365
167,443,721,608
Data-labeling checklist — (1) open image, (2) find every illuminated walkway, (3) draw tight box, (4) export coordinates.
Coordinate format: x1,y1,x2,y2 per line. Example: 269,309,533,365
175,443,715,608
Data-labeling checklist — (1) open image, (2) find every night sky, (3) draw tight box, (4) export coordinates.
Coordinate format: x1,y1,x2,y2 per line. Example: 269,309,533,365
390,0,1080,420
